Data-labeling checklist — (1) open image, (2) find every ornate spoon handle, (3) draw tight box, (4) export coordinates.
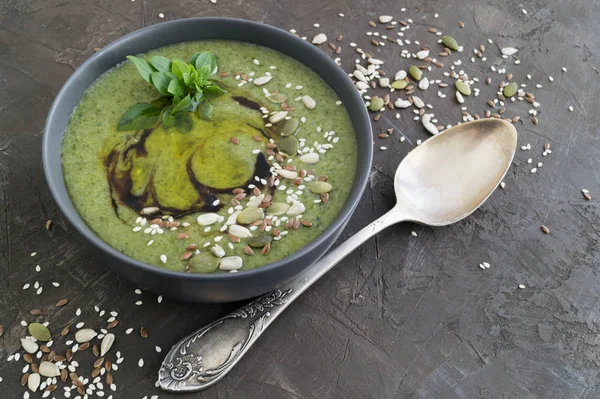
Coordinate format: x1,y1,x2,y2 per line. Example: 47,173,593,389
158,209,404,392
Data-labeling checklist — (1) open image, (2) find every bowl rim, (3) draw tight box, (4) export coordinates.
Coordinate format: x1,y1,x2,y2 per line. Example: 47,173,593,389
43,17,373,283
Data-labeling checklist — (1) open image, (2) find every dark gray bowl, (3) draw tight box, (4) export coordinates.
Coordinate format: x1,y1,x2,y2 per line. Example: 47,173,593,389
43,18,372,303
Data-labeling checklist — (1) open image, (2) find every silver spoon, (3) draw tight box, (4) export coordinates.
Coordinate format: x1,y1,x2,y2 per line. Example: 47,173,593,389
158,118,518,392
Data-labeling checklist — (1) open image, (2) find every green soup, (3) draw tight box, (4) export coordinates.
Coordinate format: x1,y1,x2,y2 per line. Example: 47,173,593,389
62,40,357,273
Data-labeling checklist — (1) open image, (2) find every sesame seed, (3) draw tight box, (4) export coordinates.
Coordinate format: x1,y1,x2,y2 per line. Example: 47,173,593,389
155,346,162,353
158,13,164,18
138,358,144,367
157,295,163,303
518,284,526,289
135,301,143,306
160,254,167,263
411,231,418,237
126,328,133,334
30,252,37,257
76,308,82,316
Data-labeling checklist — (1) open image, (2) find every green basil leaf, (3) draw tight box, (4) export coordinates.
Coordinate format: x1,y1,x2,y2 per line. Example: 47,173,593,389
162,108,193,133
167,79,186,97
203,85,227,95
172,94,193,113
194,52,217,75
148,56,172,72
150,72,171,95
171,60,190,79
126,55,155,83
198,101,213,121
117,103,161,131
151,96,172,109
182,72,193,87
189,52,202,65
194,91,204,103
196,65,211,83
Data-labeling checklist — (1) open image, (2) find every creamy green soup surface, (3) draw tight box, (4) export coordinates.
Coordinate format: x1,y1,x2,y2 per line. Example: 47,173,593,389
62,40,357,273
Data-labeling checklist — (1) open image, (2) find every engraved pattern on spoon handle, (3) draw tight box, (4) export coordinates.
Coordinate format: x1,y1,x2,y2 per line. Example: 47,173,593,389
158,209,404,392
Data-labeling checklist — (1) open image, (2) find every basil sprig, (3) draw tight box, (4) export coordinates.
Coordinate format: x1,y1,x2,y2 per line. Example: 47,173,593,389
117,52,226,133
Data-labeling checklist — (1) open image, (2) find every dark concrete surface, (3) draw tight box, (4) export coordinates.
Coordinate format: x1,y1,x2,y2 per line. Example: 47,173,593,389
1,0,600,398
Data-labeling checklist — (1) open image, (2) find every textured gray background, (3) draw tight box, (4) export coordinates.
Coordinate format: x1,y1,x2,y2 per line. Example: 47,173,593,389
1,0,600,398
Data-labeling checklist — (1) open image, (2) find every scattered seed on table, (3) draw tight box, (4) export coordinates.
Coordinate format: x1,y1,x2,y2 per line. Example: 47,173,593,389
541,225,550,234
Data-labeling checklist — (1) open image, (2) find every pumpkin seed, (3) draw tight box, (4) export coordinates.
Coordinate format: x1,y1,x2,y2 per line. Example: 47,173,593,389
187,252,220,273
28,323,51,341
455,80,471,96
237,206,264,224
75,328,97,343
100,333,115,356
308,181,333,194
503,82,518,97
39,362,60,377
269,92,288,103
368,96,384,112
301,95,316,109
21,338,39,354
219,256,243,271
280,118,300,136
278,136,299,155
248,234,273,248
409,65,422,81
267,203,290,216
442,36,459,51
391,80,408,89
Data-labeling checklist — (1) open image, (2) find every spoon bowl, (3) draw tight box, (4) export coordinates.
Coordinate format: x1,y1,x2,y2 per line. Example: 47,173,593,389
159,118,518,392
394,119,517,226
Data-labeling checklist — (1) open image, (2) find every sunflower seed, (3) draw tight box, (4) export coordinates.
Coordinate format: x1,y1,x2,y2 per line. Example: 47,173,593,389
219,256,243,271
286,201,306,216
75,329,97,343
301,95,317,109
141,207,159,215
311,33,327,44
229,225,253,238
395,99,412,108
21,339,39,354
269,111,288,124
39,362,60,377
501,47,518,56
196,213,221,226
298,153,319,164
412,96,425,108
